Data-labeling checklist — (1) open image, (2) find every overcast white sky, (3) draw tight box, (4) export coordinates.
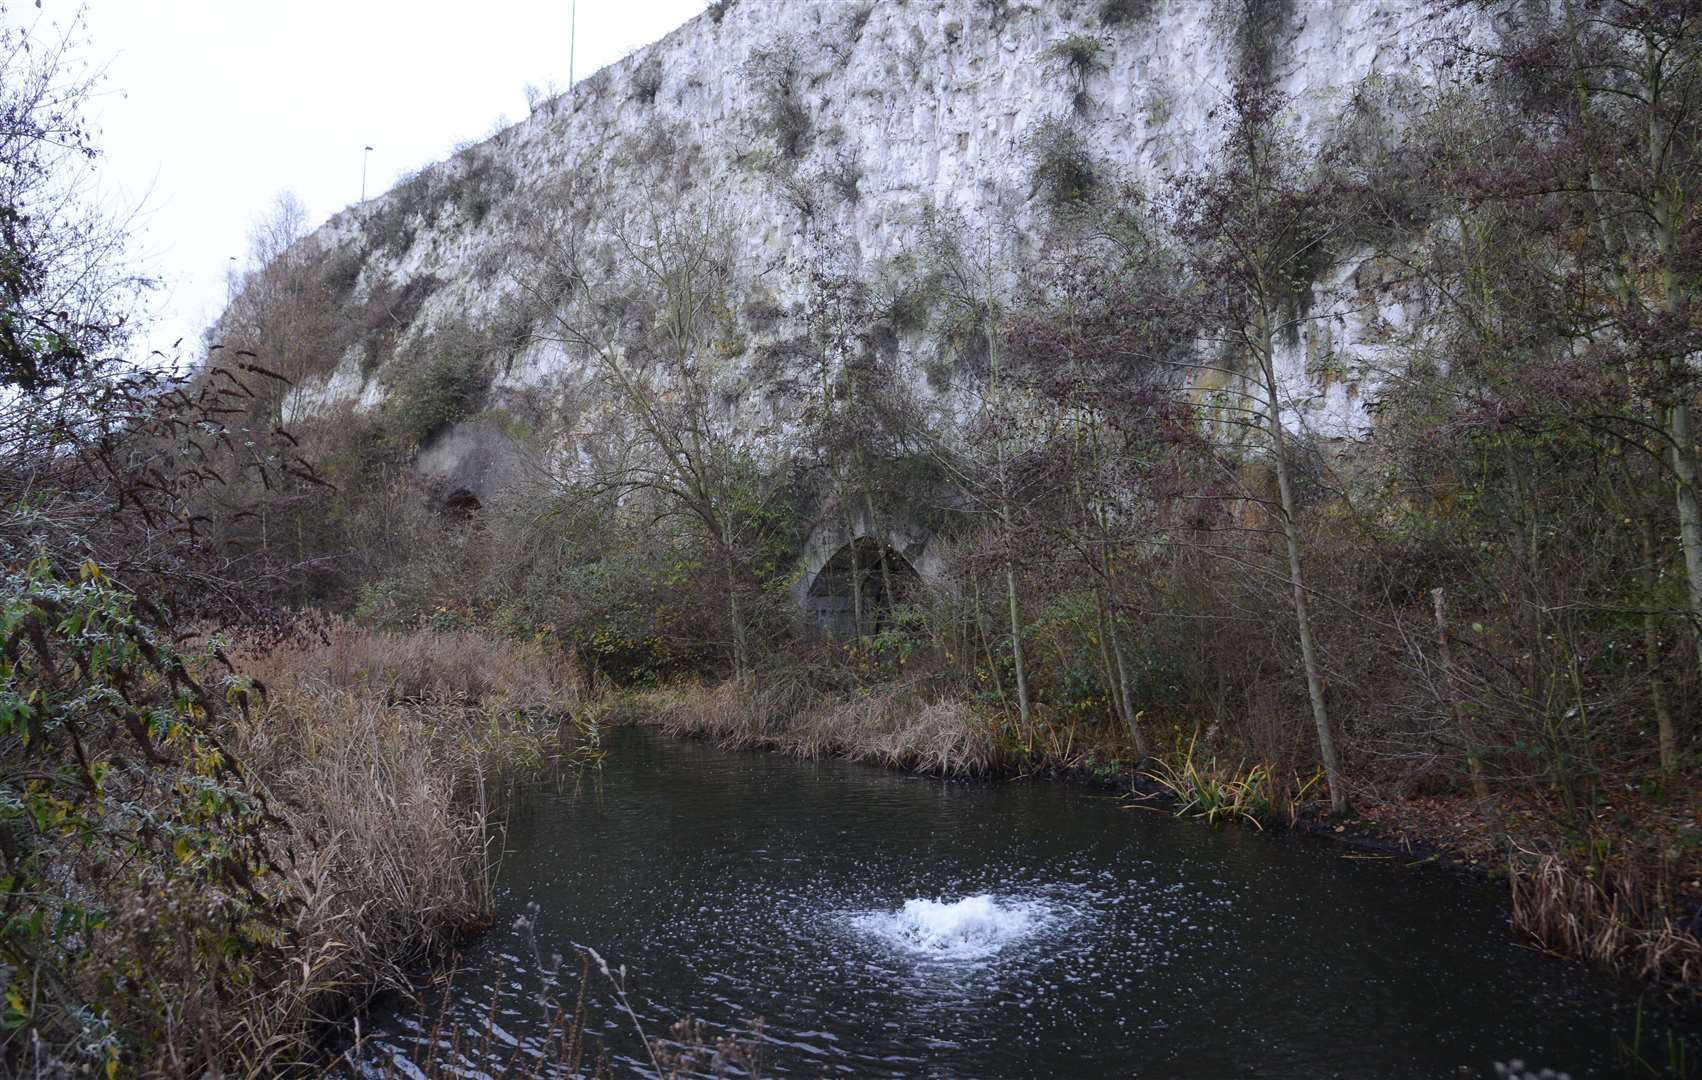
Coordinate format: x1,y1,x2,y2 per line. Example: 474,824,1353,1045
76,0,707,360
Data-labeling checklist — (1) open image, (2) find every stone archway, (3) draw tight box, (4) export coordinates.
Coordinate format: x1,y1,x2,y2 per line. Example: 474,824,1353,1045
804,537,920,640
793,509,943,640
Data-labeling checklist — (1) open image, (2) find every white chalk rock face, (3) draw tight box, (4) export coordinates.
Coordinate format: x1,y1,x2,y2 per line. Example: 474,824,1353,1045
262,0,1481,481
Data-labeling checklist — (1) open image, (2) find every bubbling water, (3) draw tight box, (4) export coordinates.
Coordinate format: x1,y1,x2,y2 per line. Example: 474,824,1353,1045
851,894,1056,961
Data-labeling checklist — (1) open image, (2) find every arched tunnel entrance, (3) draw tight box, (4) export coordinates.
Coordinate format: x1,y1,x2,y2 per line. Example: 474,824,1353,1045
805,537,919,641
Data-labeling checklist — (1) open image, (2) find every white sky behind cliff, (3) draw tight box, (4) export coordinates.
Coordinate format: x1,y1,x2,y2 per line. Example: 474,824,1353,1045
75,0,707,361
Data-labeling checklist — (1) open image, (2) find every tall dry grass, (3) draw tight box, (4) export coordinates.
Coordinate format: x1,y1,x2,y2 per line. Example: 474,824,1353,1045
1510,851,1702,992
117,623,588,1075
641,676,1000,776
249,617,584,712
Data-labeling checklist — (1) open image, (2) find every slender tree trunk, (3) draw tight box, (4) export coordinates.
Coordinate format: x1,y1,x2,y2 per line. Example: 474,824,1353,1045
1108,614,1147,758
1093,592,1120,724
1654,168,1702,681
1641,517,1679,776
1004,546,1033,733
721,519,748,685
973,576,1011,713
1432,587,1502,845
1255,311,1347,815
847,511,865,639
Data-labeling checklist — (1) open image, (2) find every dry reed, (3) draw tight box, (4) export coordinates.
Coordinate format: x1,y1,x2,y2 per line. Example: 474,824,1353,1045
109,623,585,1075
641,677,1000,776
1509,851,1702,992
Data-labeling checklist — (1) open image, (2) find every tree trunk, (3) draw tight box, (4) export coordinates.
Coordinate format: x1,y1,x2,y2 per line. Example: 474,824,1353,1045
721,520,748,685
1641,517,1679,776
1432,587,1502,845
1005,551,1033,734
1256,312,1347,815
1108,613,1148,758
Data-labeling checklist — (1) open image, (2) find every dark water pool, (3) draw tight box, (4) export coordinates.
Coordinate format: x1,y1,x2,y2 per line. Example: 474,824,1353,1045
356,727,1696,1078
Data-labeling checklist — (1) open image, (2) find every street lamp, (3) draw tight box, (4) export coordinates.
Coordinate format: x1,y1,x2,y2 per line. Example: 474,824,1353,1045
361,145,374,202
568,0,577,88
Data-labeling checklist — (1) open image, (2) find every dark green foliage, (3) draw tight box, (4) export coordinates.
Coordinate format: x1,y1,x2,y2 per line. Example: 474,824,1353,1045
369,169,435,258
383,332,493,449
366,154,516,259
1049,34,1105,78
1220,0,1294,79
320,246,366,300
0,560,284,1072
630,56,664,106
360,273,442,374
845,3,874,40
1026,118,1099,209
1048,33,1107,113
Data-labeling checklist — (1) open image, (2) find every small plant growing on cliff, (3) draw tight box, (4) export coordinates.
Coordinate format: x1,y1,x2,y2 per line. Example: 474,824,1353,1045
1048,33,1107,113
743,38,811,159
825,150,863,204
845,2,874,41
1026,118,1099,210
630,55,663,106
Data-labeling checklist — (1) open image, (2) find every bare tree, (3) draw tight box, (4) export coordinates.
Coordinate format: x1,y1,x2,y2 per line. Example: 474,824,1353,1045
529,179,789,682
1173,75,1350,814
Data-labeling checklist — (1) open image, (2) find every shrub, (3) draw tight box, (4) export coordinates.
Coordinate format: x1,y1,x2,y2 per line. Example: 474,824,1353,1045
630,55,664,105
845,2,874,40
1026,118,1099,209
826,150,863,204
359,273,443,374
320,246,366,300
1100,0,1156,25
0,559,285,1074
743,38,811,159
1048,33,1107,112
383,333,493,449
370,169,436,258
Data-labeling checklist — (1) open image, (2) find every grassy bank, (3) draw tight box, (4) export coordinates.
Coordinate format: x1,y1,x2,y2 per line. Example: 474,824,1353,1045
631,676,1000,776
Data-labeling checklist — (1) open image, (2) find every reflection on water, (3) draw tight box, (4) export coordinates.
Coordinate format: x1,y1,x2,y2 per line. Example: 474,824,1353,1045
352,727,1696,1078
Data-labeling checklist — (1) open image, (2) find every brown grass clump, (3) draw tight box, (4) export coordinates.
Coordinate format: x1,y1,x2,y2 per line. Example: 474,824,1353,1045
1510,851,1702,992
244,617,584,713
643,677,1000,776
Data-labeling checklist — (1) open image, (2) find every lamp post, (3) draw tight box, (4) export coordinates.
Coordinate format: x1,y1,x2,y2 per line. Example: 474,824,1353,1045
568,0,577,88
361,145,374,202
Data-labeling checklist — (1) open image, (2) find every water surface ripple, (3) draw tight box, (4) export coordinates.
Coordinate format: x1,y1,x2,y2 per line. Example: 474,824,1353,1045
356,728,1696,1078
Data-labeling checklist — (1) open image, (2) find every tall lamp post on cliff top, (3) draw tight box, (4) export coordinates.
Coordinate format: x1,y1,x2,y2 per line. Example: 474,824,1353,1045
361,145,374,202
569,0,577,88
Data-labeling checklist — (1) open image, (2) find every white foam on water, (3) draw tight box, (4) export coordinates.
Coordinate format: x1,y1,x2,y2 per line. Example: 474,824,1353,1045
850,894,1054,961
